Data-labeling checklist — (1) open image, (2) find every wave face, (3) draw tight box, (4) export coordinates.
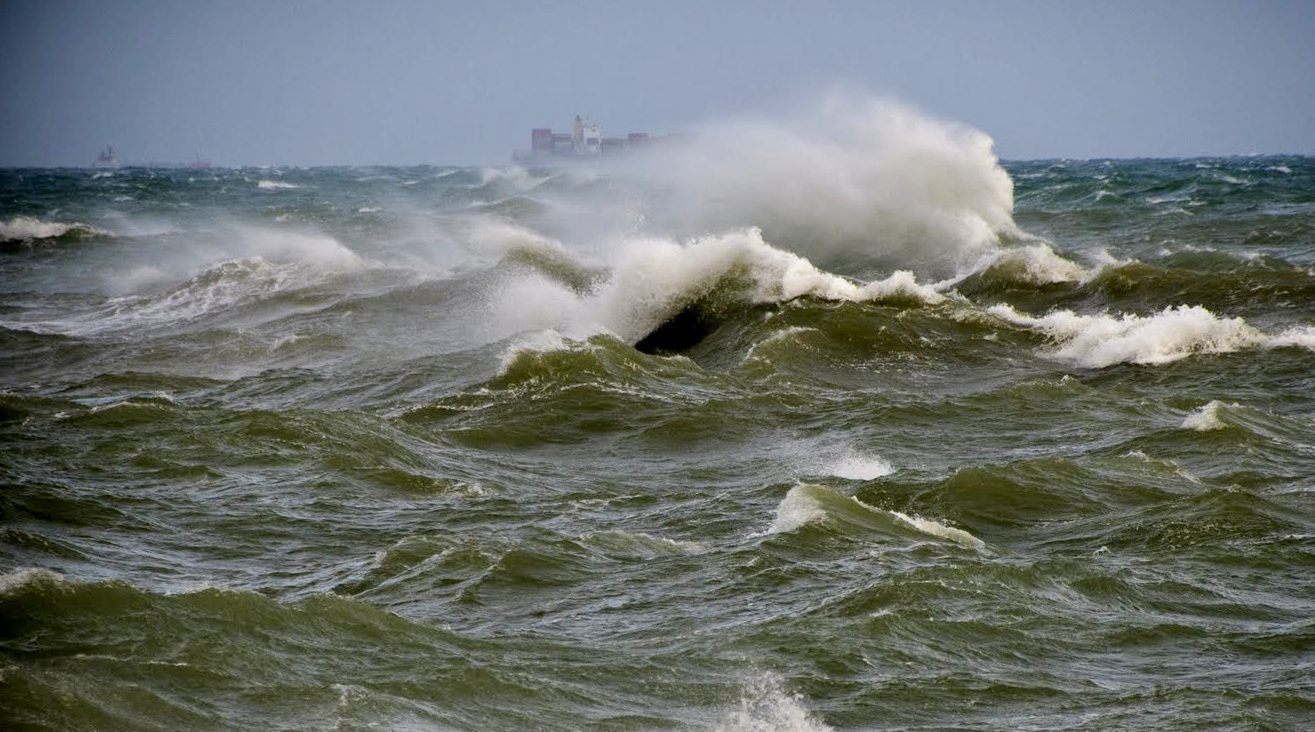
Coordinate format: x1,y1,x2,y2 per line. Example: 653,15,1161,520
3,106,1315,729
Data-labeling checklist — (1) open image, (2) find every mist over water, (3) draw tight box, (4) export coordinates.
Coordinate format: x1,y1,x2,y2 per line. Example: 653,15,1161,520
3,96,1315,730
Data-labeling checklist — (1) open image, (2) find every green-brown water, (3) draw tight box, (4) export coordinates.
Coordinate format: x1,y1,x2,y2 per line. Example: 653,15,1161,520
3,126,1314,729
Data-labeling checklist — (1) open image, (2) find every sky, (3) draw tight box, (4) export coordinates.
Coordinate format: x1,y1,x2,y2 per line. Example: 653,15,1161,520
1,0,1312,166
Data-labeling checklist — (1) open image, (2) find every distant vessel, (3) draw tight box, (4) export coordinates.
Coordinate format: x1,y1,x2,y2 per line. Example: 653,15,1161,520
92,145,120,169
513,115,653,163
190,154,212,170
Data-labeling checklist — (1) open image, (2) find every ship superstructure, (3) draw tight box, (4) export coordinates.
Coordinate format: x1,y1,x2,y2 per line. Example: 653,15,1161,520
92,145,120,169
514,115,652,163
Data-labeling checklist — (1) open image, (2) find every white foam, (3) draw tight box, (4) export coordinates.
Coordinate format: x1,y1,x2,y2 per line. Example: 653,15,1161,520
819,449,895,481
487,274,593,344
590,228,942,342
0,216,111,241
581,530,707,558
988,303,1275,368
714,673,833,732
953,242,1087,286
858,269,946,302
466,217,573,261
1181,400,1235,431
620,88,1020,278
227,225,363,269
765,485,829,535
887,510,986,550
485,227,944,348
1268,325,1315,351
999,243,1087,283
257,179,300,190
112,265,173,293
0,567,63,595
762,484,983,550
19,227,364,336
497,329,569,372
477,165,552,192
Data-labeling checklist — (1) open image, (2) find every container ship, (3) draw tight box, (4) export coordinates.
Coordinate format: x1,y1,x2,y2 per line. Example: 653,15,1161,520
512,115,656,163
92,145,120,169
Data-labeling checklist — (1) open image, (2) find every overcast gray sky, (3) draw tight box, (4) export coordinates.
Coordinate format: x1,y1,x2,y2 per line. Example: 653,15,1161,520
2,0,1312,166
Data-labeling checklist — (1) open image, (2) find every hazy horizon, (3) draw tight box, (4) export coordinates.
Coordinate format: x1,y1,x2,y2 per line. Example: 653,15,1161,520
2,0,1313,167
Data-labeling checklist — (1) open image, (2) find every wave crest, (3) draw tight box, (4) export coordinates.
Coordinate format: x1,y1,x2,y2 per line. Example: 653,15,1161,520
988,303,1285,367
624,90,1020,279
1181,400,1236,431
490,227,945,347
1,216,112,243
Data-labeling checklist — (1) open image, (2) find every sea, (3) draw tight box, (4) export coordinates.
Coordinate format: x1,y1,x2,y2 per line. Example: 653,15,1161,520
2,105,1314,730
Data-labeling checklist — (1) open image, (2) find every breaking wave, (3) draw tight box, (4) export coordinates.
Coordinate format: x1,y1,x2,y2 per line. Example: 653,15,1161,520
1,216,112,243
715,673,833,732
988,303,1315,368
958,242,1091,287
9,227,364,336
763,484,984,550
489,227,944,347
620,90,1022,279
1181,400,1235,431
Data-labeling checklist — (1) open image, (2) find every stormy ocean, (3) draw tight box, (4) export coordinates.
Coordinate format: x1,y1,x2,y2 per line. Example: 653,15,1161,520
2,102,1314,730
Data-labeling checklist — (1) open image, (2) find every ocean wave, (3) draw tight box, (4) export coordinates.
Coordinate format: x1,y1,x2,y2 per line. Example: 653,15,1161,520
1181,400,1236,431
618,89,1020,278
0,566,65,595
715,673,833,732
13,228,364,336
762,484,984,550
476,165,554,192
257,179,301,190
489,227,945,350
821,450,895,481
579,530,707,559
0,216,113,243
766,485,831,534
987,303,1315,367
952,241,1089,288
884,508,987,551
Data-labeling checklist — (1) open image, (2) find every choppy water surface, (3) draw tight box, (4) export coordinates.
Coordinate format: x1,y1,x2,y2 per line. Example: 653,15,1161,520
3,105,1314,730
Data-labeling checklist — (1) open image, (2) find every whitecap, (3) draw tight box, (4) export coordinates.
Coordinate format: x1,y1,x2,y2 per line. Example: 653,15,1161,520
956,242,1087,286
763,485,830,535
0,216,112,242
618,88,1020,278
714,673,833,732
760,484,984,550
486,227,945,349
497,329,570,373
1181,400,1234,431
818,448,895,481
985,303,1309,368
0,567,64,595
885,509,986,550
580,530,707,558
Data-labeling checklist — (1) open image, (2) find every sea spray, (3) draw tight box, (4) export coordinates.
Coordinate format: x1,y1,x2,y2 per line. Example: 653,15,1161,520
3,143,1314,731
985,302,1315,367
617,89,1021,278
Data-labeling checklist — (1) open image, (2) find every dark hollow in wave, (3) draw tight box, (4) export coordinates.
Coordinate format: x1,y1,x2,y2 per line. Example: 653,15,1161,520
634,302,722,354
